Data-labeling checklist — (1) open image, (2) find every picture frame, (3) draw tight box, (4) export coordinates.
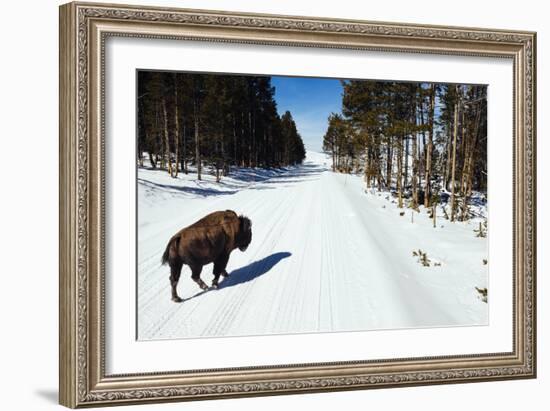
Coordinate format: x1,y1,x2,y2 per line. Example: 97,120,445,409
59,1,536,408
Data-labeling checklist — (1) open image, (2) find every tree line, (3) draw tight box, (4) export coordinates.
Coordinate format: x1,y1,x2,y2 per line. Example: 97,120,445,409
137,71,306,181
323,80,487,221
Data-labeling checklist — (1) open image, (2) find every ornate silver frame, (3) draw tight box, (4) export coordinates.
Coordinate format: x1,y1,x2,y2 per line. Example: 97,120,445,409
59,1,536,408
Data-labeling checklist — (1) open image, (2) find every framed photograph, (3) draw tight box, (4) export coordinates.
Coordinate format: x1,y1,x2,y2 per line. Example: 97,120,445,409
59,1,537,408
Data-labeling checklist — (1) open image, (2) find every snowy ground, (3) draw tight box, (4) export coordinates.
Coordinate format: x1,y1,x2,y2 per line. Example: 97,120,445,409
137,151,488,340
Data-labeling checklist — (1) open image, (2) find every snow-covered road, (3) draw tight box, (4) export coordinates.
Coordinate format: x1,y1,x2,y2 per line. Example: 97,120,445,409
137,151,487,340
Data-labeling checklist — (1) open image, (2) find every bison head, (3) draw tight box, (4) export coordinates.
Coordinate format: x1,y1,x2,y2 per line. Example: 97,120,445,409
236,215,252,252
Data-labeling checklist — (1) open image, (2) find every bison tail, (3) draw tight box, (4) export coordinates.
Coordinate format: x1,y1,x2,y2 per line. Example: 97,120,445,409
161,236,179,265
161,244,170,266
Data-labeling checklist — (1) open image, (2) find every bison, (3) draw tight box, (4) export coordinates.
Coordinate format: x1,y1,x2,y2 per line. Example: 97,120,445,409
161,210,252,302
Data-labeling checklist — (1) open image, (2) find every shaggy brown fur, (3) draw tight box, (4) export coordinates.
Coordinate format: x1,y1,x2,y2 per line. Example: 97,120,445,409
161,210,252,302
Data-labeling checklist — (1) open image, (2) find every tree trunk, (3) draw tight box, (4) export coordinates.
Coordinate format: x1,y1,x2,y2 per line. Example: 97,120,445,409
403,135,409,191
156,104,165,170
450,87,460,222
386,139,393,190
397,135,404,208
364,141,370,188
419,97,426,188
266,130,271,168
172,76,179,178
222,121,227,177
332,140,337,171
444,128,452,190
181,122,187,174
137,99,145,168
248,111,253,167
162,96,171,176
378,144,384,189
233,114,237,170
148,152,156,169
461,99,482,221
194,99,201,180
411,95,419,209
424,84,435,208
412,132,419,209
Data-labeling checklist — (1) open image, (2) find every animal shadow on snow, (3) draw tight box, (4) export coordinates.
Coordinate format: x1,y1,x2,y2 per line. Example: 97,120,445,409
218,252,292,290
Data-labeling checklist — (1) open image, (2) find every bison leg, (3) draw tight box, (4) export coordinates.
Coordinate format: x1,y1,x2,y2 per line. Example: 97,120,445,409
190,264,208,290
211,273,221,288
169,260,184,303
212,254,230,288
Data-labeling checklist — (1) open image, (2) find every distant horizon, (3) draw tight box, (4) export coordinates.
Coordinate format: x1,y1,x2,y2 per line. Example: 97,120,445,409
272,76,343,153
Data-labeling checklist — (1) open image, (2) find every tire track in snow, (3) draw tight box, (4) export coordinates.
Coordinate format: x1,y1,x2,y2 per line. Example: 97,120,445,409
276,175,319,333
146,166,308,339
324,174,381,329
204,165,324,336
200,179,304,337
138,166,306,338
138,153,485,340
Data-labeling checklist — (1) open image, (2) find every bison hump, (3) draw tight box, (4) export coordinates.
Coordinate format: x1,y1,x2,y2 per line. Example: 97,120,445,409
185,210,238,230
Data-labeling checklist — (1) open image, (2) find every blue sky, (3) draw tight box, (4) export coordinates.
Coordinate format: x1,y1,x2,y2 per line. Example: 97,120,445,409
272,76,343,152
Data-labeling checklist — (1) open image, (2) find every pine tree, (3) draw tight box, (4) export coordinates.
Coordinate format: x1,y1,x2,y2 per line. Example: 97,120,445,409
137,71,306,179
424,83,436,207
333,78,486,222
449,84,460,222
